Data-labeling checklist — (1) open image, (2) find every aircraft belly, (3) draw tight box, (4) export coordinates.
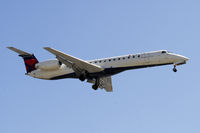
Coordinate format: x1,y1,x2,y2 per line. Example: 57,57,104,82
29,69,74,80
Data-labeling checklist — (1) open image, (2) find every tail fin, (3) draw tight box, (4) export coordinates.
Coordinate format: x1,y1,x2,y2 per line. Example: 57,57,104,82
7,47,39,73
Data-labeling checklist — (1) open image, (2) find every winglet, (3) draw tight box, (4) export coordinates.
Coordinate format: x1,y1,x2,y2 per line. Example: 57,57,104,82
7,47,32,55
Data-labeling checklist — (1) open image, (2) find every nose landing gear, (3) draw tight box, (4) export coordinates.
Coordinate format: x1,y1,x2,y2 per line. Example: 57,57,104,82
173,65,177,72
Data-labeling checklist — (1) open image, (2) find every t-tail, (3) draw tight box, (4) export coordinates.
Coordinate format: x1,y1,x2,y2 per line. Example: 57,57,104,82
7,47,39,73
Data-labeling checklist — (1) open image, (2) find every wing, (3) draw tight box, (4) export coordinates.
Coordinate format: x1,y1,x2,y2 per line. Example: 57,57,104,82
44,47,104,74
87,76,113,92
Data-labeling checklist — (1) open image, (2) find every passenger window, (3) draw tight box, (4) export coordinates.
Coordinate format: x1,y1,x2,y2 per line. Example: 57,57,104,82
113,59,116,61
118,58,120,60
138,55,140,57
162,51,166,53
95,61,97,63
123,57,125,60
133,55,135,58
128,56,130,59
109,59,111,61
104,60,106,62
99,61,101,63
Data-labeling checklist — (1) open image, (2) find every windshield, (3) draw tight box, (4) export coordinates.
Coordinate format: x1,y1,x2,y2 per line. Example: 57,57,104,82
161,50,168,53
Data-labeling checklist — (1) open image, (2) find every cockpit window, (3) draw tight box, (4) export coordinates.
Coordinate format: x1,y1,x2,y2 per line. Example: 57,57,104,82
162,51,167,54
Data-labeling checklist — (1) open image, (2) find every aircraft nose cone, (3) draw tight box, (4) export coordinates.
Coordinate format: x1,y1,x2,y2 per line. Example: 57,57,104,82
176,55,189,62
183,56,189,61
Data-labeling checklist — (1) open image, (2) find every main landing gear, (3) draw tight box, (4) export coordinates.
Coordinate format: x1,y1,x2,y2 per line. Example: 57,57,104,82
92,85,98,90
79,74,86,81
79,74,100,91
78,71,89,82
92,78,100,91
173,65,177,72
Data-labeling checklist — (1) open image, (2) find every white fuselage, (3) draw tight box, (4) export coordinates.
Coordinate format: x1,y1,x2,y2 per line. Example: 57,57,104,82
28,50,189,80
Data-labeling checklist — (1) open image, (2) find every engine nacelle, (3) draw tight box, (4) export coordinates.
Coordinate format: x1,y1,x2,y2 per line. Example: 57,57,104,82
35,60,61,71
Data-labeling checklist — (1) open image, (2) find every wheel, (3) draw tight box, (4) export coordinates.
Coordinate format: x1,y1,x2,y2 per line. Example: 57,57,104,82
79,75,85,81
92,85,98,90
173,67,177,72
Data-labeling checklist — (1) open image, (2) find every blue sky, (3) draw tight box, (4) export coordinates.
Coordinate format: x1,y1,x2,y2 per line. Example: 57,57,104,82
0,0,199,133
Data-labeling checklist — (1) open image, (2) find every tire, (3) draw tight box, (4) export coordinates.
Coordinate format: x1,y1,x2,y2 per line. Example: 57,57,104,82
79,75,85,81
173,68,177,72
92,85,98,90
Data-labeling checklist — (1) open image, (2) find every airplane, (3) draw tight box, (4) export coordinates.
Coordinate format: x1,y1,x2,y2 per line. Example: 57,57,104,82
7,47,189,92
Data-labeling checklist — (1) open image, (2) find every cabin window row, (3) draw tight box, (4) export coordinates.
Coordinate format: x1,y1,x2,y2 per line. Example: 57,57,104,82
90,55,141,64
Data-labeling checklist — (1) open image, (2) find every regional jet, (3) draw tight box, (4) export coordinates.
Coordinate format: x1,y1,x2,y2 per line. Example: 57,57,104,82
7,47,189,92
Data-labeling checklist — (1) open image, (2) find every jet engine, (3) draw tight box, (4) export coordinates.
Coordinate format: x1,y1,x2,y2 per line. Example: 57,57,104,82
35,60,61,71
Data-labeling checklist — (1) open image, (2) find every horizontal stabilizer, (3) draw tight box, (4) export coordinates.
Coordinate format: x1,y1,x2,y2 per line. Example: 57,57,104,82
7,47,32,55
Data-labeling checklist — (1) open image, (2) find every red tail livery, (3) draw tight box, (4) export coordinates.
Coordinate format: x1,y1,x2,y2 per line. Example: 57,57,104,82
19,54,39,73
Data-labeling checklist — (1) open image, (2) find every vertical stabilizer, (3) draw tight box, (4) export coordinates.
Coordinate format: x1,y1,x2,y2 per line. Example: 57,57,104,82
7,47,39,73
